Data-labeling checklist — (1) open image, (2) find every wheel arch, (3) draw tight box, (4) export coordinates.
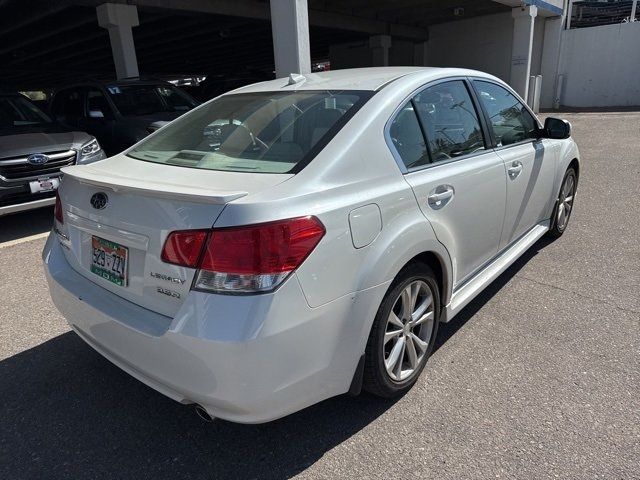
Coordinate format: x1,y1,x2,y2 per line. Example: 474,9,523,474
403,251,450,315
568,157,580,181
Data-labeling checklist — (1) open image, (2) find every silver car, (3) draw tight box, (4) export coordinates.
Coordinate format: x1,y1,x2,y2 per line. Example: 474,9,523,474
0,92,105,216
44,67,579,423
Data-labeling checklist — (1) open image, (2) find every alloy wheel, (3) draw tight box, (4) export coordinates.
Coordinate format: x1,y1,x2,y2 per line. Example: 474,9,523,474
383,280,435,382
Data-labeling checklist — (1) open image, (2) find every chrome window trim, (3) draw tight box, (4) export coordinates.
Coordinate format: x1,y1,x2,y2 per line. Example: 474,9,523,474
384,76,492,174
404,147,493,174
493,137,544,153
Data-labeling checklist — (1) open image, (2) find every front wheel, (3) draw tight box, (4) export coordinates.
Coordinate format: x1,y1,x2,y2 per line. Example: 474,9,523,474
363,263,440,398
547,167,577,239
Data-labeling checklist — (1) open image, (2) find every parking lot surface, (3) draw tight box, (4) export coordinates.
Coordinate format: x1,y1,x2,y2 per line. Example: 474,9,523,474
1,112,638,479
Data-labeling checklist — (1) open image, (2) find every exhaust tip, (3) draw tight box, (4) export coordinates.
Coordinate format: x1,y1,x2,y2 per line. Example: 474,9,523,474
194,404,215,423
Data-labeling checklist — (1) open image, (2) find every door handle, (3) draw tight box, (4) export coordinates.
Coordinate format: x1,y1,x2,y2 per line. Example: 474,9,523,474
427,186,454,209
507,161,523,179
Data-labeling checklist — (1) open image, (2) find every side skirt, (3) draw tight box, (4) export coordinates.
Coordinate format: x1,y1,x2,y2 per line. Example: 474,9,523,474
441,220,550,323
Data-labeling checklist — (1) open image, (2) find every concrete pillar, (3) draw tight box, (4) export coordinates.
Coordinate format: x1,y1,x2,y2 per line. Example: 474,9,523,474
539,15,564,109
413,41,429,66
510,5,537,102
97,3,139,79
270,0,311,78
369,35,392,66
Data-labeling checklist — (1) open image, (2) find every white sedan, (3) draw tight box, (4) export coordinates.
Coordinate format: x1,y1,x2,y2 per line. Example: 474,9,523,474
44,67,580,423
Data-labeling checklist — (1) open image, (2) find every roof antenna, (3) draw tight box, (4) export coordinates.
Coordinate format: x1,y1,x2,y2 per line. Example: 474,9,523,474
288,73,306,85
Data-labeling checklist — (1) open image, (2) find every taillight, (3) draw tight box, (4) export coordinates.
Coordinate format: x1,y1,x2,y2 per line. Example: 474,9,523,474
54,192,63,223
161,230,208,268
161,216,325,294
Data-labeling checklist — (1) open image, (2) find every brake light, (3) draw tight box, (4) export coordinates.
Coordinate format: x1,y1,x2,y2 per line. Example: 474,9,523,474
161,216,325,293
54,192,63,223
161,230,208,268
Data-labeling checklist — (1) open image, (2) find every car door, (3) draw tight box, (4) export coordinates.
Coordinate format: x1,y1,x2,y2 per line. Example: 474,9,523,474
472,80,557,249
390,79,507,287
51,88,84,130
78,87,117,154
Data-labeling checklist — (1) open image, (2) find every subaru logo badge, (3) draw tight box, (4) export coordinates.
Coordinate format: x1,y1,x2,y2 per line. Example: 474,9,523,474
90,192,109,210
27,153,49,165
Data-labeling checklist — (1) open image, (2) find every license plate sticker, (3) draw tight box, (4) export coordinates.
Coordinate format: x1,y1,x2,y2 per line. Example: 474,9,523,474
90,236,128,287
29,177,59,194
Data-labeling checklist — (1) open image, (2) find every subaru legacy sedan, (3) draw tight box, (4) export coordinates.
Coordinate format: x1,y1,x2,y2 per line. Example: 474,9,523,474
44,67,579,423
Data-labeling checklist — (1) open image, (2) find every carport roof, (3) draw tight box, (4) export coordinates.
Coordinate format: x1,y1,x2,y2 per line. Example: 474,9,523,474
0,0,509,90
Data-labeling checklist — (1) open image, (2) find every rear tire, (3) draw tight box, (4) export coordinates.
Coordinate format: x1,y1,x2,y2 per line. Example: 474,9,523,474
547,167,577,239
363,262,440,398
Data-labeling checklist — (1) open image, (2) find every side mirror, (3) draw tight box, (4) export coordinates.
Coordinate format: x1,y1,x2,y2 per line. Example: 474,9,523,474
543,117,571,139
88,109,105,119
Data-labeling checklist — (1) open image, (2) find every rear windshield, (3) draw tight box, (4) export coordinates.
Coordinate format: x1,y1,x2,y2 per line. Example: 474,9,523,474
127,90,373,174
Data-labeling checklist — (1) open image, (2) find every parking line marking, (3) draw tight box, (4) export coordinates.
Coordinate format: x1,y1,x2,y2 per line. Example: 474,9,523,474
0,232,50,249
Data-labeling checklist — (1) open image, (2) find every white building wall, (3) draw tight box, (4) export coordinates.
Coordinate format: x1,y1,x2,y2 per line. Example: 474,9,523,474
558,23,640,108
426,12,514,82
329,8,639,109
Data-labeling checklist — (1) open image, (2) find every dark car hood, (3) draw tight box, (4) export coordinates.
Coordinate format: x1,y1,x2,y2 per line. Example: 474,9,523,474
0,128,93,159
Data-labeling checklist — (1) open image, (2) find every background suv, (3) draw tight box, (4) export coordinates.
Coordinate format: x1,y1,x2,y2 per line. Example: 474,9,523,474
50,78,199,156
0,90,104,216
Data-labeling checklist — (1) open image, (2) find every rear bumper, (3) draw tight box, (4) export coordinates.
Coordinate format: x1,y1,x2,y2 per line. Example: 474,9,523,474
43,233,387,423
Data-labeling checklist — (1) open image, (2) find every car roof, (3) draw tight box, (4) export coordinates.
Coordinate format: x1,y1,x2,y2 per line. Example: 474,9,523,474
230,67,493,93
54,77,171,91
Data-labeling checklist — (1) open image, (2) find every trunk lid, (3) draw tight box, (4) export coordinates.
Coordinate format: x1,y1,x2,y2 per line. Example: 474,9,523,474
58,154,292,317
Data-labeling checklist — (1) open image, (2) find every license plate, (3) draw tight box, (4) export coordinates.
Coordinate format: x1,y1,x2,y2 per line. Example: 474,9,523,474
29,177,59,194
90,236,128,287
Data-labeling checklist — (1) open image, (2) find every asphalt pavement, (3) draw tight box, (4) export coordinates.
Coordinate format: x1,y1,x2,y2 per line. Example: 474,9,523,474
0,112,638,479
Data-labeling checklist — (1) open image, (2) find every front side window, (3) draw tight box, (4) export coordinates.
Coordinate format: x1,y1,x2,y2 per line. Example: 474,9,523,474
474,81,538,147
413,80,486,162
127,90,372,174
87,89,113,119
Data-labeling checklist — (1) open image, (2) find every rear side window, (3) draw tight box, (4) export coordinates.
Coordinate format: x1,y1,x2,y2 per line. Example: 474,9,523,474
474,81,538,147
389,103,429,169
87,89,114,119
127,90,372,174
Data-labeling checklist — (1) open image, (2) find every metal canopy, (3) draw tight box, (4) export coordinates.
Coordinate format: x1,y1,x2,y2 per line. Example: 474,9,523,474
0,0,507,89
